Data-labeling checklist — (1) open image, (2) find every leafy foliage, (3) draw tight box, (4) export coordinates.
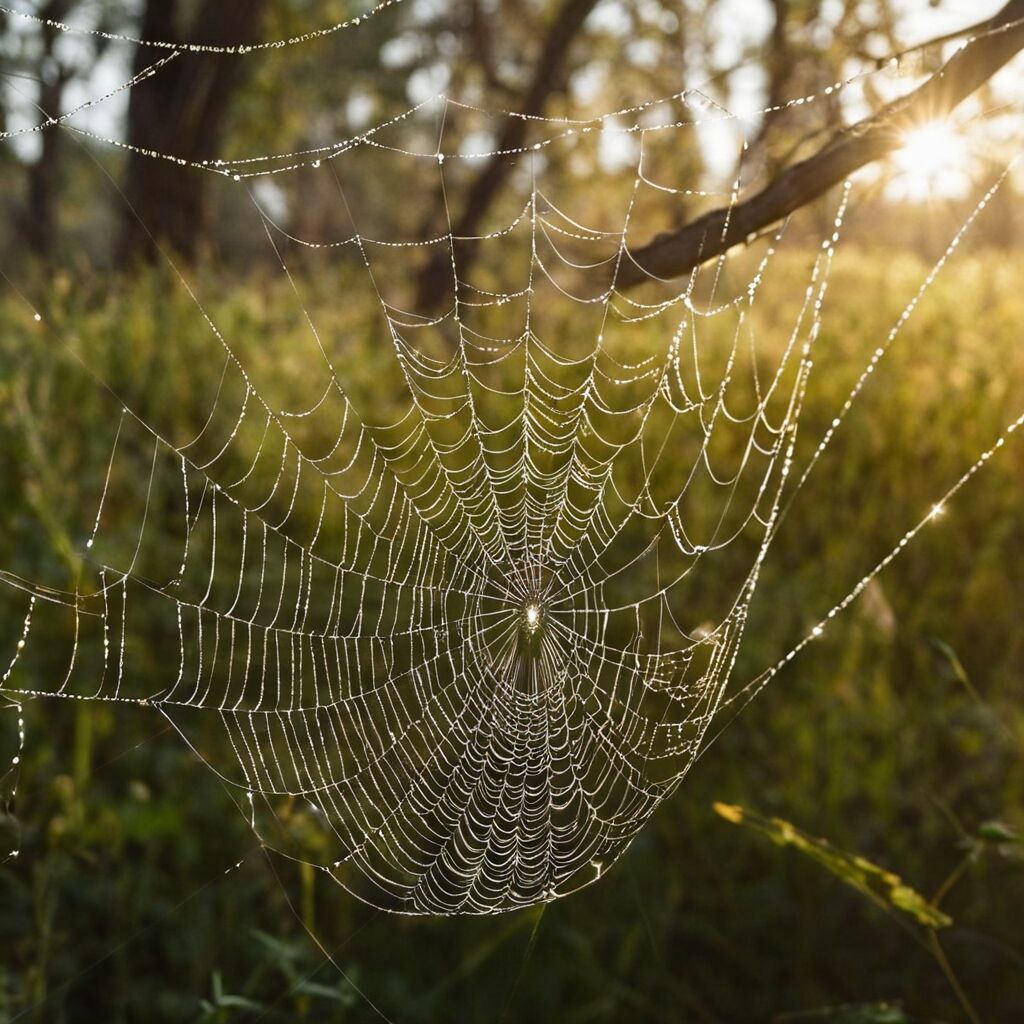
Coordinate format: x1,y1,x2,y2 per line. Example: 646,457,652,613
0,248,1022,1020
712,802,952,929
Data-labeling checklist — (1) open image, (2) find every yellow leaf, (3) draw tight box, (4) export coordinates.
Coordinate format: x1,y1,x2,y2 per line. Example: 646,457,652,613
713,802,952,930
712,801,744,824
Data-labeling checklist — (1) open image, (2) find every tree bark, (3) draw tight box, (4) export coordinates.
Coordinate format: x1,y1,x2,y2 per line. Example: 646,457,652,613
415,0,600,310
117,0,267,267
22,0,73,258
617,0,1024,290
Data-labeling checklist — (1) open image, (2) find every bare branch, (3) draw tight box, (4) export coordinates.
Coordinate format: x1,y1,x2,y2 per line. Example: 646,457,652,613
618,0,1024,291
415,0,600,309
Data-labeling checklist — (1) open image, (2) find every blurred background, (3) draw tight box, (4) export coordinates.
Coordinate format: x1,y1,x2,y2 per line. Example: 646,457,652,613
1,1,1023,1021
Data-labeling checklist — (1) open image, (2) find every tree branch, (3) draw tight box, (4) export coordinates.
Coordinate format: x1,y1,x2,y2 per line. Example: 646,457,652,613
415,0,600,309
618,0,1024,290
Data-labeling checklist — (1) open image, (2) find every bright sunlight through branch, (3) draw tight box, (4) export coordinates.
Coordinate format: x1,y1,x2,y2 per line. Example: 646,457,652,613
891,120,973,201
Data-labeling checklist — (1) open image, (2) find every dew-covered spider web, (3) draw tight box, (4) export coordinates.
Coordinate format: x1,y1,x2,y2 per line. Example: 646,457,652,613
2,15,1023,916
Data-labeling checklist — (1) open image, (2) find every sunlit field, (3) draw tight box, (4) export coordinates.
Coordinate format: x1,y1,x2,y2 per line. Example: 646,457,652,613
2,243,1022,1021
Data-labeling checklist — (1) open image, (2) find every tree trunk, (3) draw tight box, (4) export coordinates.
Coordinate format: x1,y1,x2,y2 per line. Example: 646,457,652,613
414,0,600,311
117,0,267,267
22,0,73,258
24,78,64,257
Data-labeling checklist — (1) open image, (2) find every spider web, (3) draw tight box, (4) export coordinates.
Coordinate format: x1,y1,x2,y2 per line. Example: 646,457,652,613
1,24,1022,916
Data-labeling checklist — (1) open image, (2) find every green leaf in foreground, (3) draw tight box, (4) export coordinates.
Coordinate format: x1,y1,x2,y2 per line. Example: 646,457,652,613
712,802,952,930
977,820,1019,846
774,1000,910,1023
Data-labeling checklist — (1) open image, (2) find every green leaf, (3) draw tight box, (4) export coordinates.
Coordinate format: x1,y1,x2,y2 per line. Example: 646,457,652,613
775,1000,910,1023
295,979,358,1005
252,928,304,965
713,802,952,929
215,994,265,1011
928,638,980,701
977,820,1019,845
205,970,264,1013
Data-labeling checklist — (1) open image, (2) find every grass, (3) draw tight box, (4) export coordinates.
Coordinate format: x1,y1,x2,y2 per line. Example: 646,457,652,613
0,242,1022,1022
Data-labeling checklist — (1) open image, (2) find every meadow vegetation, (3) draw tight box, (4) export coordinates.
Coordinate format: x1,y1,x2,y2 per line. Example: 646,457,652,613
1,241,1022,1022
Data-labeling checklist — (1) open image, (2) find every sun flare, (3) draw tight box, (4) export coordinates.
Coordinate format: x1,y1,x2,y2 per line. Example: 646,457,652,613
890,120,972,200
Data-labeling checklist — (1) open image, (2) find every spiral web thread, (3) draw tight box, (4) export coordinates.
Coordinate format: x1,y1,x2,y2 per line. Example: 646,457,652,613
1,21,1022,916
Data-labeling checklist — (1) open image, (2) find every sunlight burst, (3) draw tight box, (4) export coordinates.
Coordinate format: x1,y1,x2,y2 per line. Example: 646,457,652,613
890,120,972,201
